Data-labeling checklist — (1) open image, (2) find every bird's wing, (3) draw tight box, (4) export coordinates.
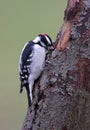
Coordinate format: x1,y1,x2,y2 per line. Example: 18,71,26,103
19,41,34,70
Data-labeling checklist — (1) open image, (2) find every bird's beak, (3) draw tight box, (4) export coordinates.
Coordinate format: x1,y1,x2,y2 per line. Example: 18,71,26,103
48,45,54,51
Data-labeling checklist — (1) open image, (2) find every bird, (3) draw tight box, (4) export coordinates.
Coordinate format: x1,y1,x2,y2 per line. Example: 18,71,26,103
19,33,52,106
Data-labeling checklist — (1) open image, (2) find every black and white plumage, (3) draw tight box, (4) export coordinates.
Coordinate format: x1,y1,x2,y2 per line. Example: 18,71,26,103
19,33,52,106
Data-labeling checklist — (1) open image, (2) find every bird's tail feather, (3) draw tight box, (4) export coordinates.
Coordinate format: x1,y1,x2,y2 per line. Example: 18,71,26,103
20,83,23,93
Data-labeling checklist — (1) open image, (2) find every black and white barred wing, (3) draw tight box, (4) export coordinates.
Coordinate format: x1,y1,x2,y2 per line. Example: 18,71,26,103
19,41,34,92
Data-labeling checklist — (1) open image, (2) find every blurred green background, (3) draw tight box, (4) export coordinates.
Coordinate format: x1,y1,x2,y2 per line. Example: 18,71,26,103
0,0,66,130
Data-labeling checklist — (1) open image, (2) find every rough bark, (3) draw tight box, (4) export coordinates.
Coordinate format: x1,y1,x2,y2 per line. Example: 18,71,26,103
21,0,90,130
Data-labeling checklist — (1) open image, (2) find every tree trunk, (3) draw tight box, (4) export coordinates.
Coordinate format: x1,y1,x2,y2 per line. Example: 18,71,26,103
21,0,90,130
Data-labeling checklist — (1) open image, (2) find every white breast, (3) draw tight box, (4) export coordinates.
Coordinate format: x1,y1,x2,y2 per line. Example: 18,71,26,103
30,44,46,79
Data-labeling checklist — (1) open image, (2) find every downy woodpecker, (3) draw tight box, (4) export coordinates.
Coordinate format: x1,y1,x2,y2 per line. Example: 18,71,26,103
19,33,52,106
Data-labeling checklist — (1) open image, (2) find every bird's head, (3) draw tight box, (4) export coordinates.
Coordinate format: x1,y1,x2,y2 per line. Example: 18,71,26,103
33,33,53,49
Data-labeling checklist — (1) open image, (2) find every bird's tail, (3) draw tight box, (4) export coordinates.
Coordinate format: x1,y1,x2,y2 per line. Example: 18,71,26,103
20,83,23,93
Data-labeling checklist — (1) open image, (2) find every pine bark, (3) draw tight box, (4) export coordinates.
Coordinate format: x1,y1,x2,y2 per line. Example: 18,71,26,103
21,0,90,130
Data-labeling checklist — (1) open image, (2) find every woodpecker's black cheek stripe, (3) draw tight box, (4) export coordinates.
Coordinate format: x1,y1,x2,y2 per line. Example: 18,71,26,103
45,34,52,46
39,35,51,46
42,37,48,46
41,34,52,46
